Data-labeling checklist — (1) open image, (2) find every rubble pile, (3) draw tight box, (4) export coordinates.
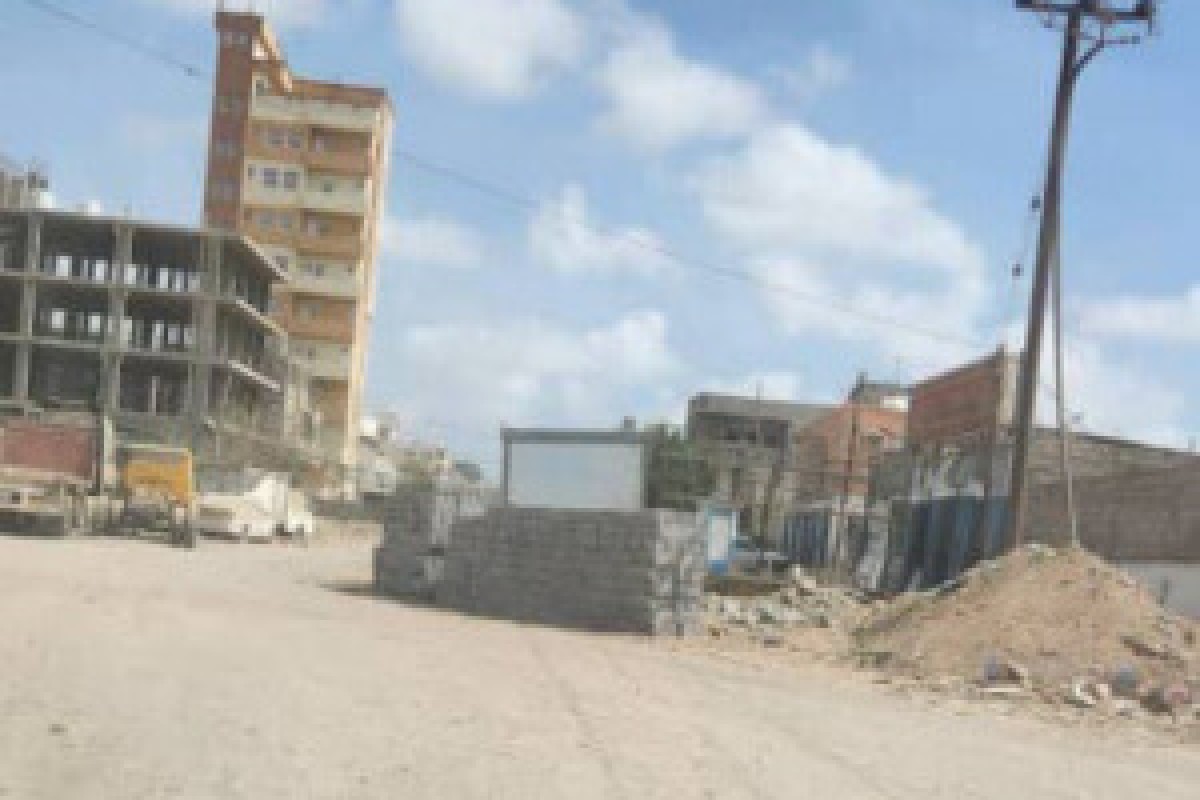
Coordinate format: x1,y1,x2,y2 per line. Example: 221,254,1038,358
704,567,870,654
856,544,1200,722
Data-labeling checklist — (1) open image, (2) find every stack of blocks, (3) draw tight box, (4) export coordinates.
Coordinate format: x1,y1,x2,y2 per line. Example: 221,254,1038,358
373,483,490,598
439,508,705,636
374,486,706,635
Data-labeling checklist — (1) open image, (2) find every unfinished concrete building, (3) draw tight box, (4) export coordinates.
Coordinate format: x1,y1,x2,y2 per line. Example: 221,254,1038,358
0,208,292,466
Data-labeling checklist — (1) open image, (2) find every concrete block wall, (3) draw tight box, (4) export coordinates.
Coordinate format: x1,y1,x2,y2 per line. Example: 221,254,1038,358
438,508,705,635
374,482,490,597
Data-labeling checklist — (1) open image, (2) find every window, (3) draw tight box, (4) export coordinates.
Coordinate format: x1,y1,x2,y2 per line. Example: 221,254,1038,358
215,95,233,114
287,131,302,149
273,255,289,272
267,127,285,147
221,31,235,48
321,179,335,194
246,165,257,179
254,77,269,95
311,137,327,153
313,264,325,277
282,170,299,190
262,167,279,188
279,214,294,231
305,218,326,236
214,138,237,159
236,33,251,48
259,210,276,228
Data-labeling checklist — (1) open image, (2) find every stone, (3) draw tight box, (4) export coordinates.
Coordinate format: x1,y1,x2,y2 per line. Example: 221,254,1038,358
982,657,1030,688
1121,633,1173,661
1066,679,1100,709
1109,665,1140,698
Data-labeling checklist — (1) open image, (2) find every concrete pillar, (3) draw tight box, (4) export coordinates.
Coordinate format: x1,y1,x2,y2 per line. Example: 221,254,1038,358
13,343,31,404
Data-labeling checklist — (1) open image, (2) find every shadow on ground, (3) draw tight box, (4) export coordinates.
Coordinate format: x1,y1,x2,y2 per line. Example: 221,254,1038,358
319,579,665,638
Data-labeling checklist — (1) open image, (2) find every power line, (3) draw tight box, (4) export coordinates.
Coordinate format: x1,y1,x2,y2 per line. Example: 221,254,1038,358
20,0,1006,355
20,0,209,79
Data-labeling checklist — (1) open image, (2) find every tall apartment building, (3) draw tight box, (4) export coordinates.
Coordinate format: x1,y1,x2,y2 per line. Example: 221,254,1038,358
202,11,393,482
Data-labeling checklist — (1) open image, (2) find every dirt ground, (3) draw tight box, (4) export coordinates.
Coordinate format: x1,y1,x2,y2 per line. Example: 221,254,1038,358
2,536,1199,800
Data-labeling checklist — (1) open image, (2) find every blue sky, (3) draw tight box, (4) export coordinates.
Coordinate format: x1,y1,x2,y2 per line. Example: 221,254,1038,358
2,0,1198,467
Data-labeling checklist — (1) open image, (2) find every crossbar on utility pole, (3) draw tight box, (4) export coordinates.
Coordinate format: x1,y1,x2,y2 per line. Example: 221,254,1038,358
1006,0,1155,549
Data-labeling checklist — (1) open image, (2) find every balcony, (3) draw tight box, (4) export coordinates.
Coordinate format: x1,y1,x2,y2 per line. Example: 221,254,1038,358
250,93,381,133
306,146,371,175
291,343,351,380
281,312,354,344
300,186,368,215
291,230,362,259
288,265,362,299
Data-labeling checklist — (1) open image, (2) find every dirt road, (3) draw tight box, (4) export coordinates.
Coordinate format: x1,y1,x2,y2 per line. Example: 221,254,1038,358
1,537,1197,799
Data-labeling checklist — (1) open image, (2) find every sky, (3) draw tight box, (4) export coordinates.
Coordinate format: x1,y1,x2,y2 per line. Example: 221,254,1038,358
2,0,1199,471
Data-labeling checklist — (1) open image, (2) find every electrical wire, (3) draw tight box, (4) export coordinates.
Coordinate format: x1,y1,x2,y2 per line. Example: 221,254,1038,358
19,0,1022,357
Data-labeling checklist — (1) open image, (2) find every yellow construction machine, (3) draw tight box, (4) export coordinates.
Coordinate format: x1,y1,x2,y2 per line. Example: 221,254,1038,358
112,443,197,547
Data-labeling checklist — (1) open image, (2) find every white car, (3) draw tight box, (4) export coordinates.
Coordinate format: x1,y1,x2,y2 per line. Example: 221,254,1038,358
195,469,312,542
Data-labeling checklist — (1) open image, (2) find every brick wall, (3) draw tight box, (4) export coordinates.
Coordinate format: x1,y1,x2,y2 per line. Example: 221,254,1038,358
1027,461,1200,560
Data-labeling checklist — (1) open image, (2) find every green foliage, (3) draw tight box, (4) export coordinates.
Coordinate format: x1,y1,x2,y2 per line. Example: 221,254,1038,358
644,424,715,512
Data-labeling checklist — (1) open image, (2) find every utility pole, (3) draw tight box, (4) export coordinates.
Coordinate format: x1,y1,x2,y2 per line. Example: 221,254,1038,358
1051,247,1080,546
1006,0,1155,548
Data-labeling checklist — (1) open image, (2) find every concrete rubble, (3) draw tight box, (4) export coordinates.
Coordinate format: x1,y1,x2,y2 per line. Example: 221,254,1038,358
701,546,1200,738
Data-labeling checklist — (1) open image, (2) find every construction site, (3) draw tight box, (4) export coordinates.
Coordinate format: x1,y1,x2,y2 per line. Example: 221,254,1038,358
3,1,1200,798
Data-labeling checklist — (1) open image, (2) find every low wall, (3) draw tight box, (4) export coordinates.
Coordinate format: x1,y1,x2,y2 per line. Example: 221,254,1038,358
439,507,705,635
373,486,705,635
373,483,491,597
1120,563,1200,619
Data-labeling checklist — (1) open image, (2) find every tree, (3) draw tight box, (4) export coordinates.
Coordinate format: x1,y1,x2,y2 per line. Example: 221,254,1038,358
644,424,715,512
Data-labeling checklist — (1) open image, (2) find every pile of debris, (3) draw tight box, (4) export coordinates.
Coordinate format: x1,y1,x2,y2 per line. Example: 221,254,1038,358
704,567,870,654
855,544,1200,722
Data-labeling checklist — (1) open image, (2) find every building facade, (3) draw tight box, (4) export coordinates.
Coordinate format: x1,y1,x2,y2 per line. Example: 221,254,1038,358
202,11,393,481
0,154,50,211
0,208,289,465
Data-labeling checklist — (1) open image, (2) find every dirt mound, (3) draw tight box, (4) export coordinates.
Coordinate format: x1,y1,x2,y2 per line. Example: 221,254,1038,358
858,545,1199,693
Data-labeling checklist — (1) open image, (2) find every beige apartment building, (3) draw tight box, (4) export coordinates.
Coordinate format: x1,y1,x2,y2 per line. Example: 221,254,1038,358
202,10,393,482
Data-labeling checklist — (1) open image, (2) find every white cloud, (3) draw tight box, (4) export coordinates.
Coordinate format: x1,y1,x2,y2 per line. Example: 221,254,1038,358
596,14,766,151
693,124,984,276
393,0,583,99
145,0,328,28
528,184,671,277
391,310,680,433
689,122,987,375
381,215,484,269
1078,285,1200,344
774,43,852,103
993,320,1188,447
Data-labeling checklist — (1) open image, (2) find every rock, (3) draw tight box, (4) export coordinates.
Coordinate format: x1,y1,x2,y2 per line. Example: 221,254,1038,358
757,604,785,625
760,634,784,648
1121,633,1174,661
1111,698,1139,719
1066,679,1100,709
977,685,1027,698
1110,665,1140,698
1141,683,1193,715
982,657,1030,688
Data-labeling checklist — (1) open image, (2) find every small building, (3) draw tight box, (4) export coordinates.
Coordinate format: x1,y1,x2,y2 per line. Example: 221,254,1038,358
0,207,295,468
502,426,648,511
